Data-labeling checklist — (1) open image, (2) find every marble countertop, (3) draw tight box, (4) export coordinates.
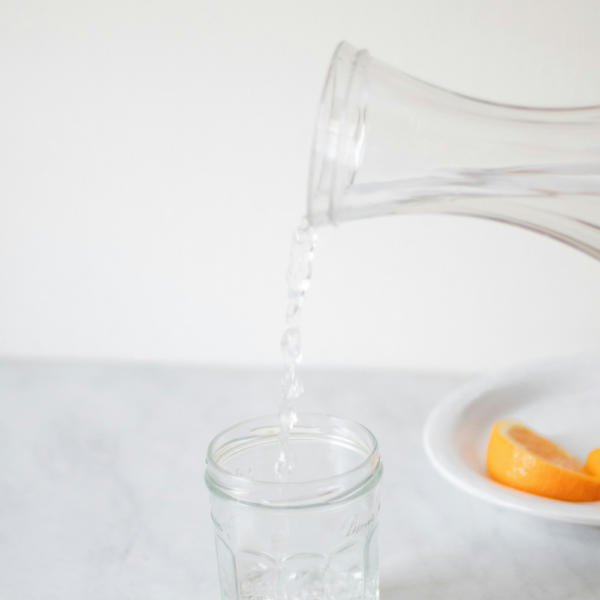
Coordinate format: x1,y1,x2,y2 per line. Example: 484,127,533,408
0,360,598,599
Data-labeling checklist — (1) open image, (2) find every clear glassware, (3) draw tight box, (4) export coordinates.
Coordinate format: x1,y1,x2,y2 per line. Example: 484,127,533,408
308,42,600,260
205,413,383,600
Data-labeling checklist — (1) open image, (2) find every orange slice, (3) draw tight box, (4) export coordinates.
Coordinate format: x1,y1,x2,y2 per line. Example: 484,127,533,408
584,448,600,478
486,420,600,502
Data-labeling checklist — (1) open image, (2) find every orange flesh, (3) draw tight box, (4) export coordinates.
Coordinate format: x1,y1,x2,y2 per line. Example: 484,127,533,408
509,425,584,473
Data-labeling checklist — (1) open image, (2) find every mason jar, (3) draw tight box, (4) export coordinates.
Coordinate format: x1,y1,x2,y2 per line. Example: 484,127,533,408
205,413,383,600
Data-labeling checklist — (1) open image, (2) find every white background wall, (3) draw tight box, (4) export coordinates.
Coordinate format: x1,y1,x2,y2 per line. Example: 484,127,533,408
1,0,600,372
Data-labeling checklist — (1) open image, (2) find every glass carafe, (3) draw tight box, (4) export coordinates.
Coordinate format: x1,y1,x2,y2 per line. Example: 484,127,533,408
307,42,600,260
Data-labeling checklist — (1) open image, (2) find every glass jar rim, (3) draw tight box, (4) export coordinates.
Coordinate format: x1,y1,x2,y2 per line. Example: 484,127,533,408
205,413,382,508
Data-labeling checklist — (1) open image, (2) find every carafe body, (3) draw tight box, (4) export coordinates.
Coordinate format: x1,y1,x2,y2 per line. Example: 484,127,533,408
308,42,600,259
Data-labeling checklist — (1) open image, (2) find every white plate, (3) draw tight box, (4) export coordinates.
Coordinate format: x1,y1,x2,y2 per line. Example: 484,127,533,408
423,354,600,525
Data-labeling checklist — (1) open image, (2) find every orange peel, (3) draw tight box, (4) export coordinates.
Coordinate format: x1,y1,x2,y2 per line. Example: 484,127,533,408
486,420,600,502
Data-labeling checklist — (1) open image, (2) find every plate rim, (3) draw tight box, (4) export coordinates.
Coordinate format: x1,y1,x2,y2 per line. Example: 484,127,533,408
423,353,600,526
